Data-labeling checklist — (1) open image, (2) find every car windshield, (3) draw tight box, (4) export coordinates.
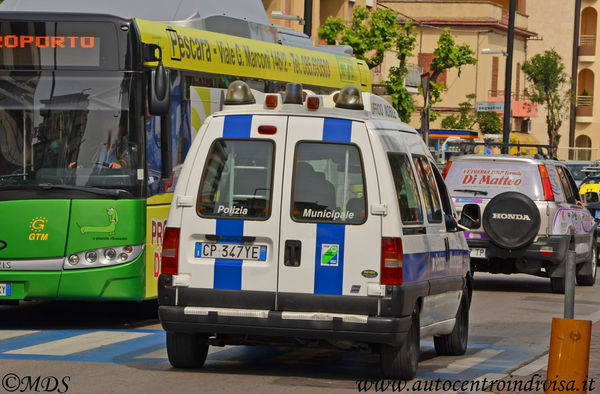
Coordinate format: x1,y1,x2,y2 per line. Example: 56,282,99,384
0,71,142,197
445,160,544,200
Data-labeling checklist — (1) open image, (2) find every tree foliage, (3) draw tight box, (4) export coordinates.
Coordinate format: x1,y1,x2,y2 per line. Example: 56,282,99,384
318,6,400,69
521,49,572,148
427,29,477,107
385,22,417,123
441,94,502,134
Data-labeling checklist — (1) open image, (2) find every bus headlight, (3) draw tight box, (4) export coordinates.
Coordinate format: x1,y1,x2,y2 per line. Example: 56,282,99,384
63,245,145,269
85,251,98,263
67,254,79,266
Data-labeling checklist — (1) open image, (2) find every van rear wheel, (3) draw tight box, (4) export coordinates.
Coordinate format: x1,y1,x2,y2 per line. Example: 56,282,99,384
434,293,469,356
550,277,565,294
380,306,420,380
166,332,209,369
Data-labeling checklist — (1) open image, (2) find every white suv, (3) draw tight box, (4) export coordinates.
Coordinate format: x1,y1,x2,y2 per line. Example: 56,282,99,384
444,154,596,293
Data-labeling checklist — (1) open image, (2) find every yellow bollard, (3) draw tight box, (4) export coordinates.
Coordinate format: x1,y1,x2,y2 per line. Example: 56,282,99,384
546,317,592,393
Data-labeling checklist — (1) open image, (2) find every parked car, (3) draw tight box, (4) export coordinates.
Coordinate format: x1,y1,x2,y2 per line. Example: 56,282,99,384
158,82,473,379
443,154,597,293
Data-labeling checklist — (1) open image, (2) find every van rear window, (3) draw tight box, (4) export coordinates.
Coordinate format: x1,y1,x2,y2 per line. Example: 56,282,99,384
444,160,544,199
197,139,274,219
292,142,366,224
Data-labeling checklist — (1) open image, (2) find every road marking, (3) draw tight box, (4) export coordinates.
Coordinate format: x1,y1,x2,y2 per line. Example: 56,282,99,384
511,354,548,376
0,330,38,340
6,331,151,356
434,349,504,374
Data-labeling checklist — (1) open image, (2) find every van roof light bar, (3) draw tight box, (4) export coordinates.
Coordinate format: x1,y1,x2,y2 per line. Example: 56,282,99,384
283,83,303,104
224,80,256,105
335,84,364,110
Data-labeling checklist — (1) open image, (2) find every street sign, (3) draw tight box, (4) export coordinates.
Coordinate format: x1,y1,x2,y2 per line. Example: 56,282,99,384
476,101,504,112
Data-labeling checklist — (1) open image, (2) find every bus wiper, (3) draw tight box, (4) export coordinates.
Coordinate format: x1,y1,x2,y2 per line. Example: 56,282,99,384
453,188,489,196
37,183,131,198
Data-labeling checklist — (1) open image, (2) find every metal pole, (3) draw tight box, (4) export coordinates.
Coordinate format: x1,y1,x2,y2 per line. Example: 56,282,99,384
502,0,516,154
303,0,313,38
569,0,582,160
564,250,576,319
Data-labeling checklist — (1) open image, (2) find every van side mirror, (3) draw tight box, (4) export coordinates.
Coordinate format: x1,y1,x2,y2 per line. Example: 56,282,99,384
458,203,481,230
146,44,170,116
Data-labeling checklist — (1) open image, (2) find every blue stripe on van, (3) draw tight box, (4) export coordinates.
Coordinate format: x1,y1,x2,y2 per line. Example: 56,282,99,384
314,224,345,295
313,119,352,295
214,220,244,290
213,115,251,290
223,115,252,138
323,118,352,142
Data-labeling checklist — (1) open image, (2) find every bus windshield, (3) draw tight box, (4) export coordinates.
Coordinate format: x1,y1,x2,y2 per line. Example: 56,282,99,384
0,71,142,197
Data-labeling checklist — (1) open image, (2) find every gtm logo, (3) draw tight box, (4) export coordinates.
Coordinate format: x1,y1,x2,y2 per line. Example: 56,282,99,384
28,217,49,241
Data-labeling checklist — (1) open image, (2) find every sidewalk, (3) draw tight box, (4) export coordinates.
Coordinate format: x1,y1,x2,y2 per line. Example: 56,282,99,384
490,319,600,393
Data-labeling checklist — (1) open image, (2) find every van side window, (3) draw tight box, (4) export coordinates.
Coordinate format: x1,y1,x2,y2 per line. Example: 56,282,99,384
413,156,443,223
556,166,577,204
387,153,423,223
197,139,274,219
430,161,454,216
292,142,366,224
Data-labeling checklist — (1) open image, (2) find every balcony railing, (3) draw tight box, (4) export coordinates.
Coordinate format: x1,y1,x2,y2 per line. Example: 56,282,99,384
487,90,530,100
579,35,596,57
576,95,593,117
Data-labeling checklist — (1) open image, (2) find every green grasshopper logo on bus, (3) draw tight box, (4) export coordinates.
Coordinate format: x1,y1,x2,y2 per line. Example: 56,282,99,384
77,207,119,235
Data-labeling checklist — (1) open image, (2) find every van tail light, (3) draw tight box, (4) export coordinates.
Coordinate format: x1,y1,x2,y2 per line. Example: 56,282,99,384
161,227,180,275
441,161,452,179
381,237,403,285
538,165,555,201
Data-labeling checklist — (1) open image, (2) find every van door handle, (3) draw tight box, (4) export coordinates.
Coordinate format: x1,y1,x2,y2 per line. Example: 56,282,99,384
284,240,302,267
444,238,450,262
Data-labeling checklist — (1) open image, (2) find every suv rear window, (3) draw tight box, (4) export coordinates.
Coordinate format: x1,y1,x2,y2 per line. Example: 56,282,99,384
445,160,543,199
197,139,274,219
292,142,366,224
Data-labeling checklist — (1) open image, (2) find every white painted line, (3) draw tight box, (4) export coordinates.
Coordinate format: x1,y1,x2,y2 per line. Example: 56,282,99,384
584,309,600,324
470,373,509,391
511,354,548,376
134,348,168,359
6,331,151,355
0,330,38,341
435,349,503,374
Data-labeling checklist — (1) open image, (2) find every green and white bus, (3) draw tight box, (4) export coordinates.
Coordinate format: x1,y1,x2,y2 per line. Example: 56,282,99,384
0,4,371,302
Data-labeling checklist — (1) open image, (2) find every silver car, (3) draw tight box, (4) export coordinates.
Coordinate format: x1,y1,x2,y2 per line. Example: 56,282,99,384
444,154,597,293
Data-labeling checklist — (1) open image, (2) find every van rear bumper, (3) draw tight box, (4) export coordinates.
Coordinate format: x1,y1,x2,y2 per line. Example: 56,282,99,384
159,305,411,346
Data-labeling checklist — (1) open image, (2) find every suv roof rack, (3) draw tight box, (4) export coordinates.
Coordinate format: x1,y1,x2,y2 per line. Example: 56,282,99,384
445,141,556,160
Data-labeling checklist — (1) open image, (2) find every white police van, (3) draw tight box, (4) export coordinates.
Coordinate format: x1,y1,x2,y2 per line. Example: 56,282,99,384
158,81,472,379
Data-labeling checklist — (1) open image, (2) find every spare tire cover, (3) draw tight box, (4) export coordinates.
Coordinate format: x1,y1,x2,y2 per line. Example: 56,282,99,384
482,191,541,249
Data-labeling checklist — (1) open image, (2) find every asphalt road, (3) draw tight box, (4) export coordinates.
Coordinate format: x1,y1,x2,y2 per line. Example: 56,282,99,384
0,272,598,394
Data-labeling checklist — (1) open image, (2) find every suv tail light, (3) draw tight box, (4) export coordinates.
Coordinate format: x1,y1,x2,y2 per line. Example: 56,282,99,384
381,237,403,285
441,161,452,179
161,227,180,275
538,165,555,201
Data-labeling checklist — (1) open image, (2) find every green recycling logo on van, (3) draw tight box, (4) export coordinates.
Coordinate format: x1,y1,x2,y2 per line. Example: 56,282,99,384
77,207,119,235
321,244,339,266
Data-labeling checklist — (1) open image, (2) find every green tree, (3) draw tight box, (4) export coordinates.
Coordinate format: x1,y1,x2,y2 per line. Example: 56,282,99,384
521,49,572,149
424,29,477,120
441,93,502,134
385,22,417,122
318,6,401,69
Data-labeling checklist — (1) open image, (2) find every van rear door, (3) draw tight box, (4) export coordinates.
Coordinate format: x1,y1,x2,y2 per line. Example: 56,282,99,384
277,117,382,314
176,114,286,309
